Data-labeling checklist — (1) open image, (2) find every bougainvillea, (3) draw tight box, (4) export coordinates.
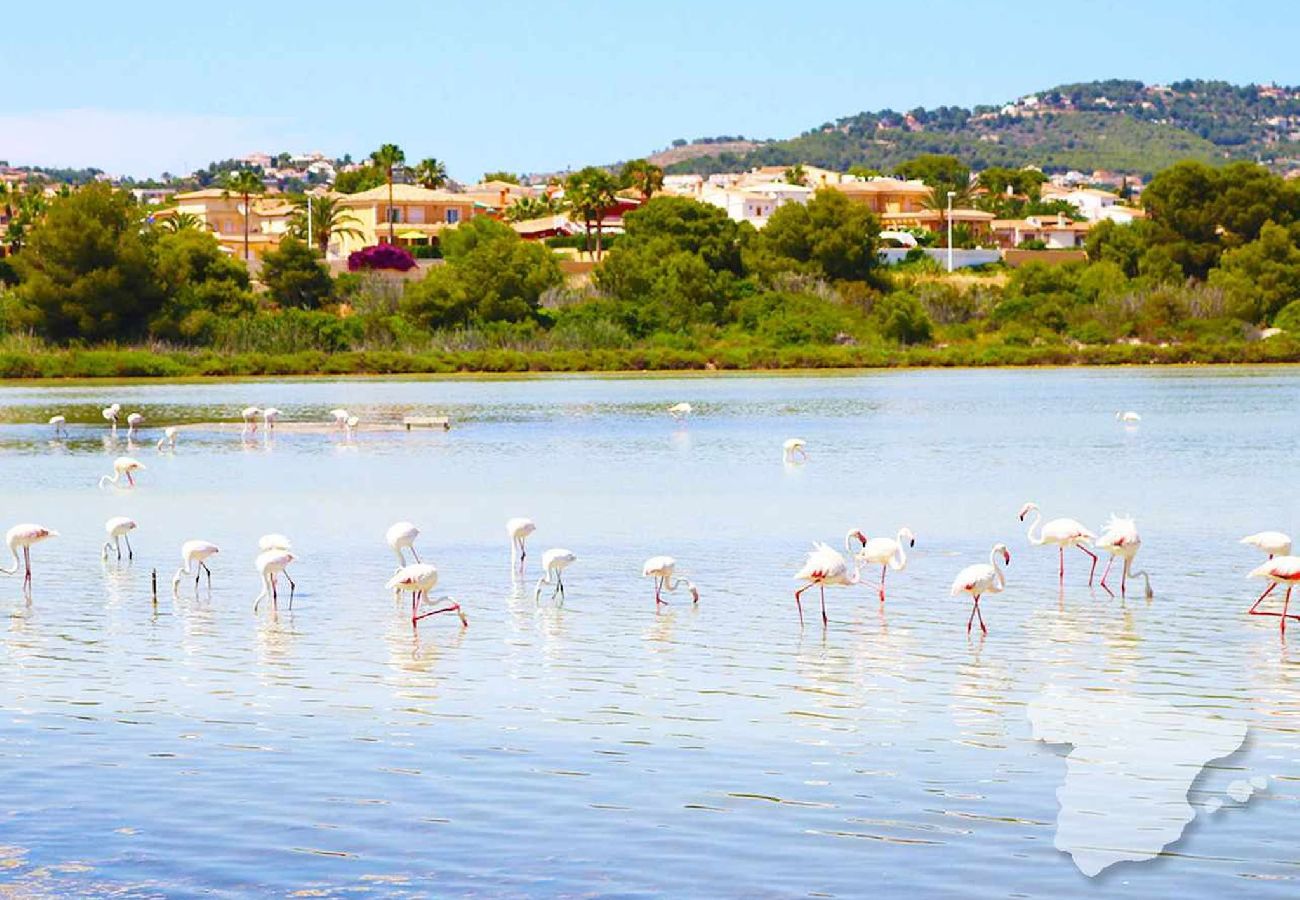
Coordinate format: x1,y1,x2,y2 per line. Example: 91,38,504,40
347,243,417,272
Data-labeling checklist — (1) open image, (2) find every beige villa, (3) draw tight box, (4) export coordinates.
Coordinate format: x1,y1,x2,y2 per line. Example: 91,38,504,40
331,183,487,256
168,189,295,260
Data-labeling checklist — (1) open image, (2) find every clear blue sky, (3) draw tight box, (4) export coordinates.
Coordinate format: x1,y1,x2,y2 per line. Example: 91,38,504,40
2,0,1297,179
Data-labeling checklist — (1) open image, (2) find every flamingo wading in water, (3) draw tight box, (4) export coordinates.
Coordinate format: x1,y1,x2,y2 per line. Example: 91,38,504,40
126,412,144,440
262,408,280,431
1095,515,1152,598
793,541,864,627
99,456,145,488
157,426,178,452
172,540,219,594
1019,502,1097,585
49,415,67,437
533,549,576,602
101,516,137,561
668,402,692,421
782,438,808,464
1247,555,1300,633
951,543,1011,634
1241,531,1292,560
102,403,121,436
642,555,699,607
254,548,296,611
0,524,58,593
507,517,536,577
386,521,421,568
240,406,260,437
858,527,915,602
387,563,467,628
258,534,296,596
1116,411,1141,424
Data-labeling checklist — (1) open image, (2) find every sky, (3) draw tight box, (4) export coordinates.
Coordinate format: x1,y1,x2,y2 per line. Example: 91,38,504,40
2,0,1298,180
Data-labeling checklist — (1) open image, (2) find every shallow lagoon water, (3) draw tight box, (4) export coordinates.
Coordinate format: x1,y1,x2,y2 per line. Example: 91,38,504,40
0,368,1297,896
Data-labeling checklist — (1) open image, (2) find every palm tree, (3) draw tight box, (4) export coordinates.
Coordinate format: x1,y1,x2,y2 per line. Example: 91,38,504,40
564,167,620,259
505,195,561,223
223,169,265,260
784,163,808,186
369,143,406,243
158,211,203,233
289,194,364,256
621,159,664,200
413,158,448,190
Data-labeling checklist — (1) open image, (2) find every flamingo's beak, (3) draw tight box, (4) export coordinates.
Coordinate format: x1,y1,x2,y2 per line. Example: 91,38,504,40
909,538,916,547
1004,550,1012,564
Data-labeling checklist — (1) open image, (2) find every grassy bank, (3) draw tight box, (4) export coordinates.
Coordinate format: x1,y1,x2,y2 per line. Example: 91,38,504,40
1,338,1298,380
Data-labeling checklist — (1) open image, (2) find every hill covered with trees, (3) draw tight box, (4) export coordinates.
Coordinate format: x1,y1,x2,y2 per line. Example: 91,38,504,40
662,79,1300,177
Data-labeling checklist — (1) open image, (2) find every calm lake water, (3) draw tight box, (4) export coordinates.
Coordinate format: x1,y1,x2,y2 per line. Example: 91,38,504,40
0,368,1296,897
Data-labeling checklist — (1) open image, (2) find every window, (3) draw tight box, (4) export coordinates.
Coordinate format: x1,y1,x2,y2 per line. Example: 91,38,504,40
408,206,425,224
446,208,460,224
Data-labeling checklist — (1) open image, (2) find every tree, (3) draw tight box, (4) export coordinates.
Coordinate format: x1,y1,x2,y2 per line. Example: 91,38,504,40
875,292,934,344
369,143,407,243
564,166,620,258
12,183,162,341
289,194,364,256
333,166,386,194
259,237,335,309
150,228,255,341
784,163,807,186
505,195,562,223
482,171,521,185
976,166,1046,199
157,211,203,233
754,189,882,283
620,159,664,200
413,157,448,190
1208,221,1300,323
223,169,264,261
894,154,970,193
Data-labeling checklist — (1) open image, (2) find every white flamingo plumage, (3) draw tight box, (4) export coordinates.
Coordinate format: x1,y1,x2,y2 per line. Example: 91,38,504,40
386,521,421,568
1241,531,1292,559
1019,502,1098,585
102,403,121,435
386,563,467,628
507,517,536,577
262,407,280,431
951,543,1011,634
793,542,863,626
533,548,576,602
253,548,296,612
1116,410,1141,424
1247,555,1300,633
157,426,178,452
240,406,260,437
49,415,67,437
101,516,137,561
258,534,296,596
1095,515,1152,598
329,408,350,430
642,555,699,607
782,438,808,463
126,412,144,439
668,402,693,420
858,527,915,602
99,456,145,489
0,523,58,593
344,415,360,439
172,540,219,594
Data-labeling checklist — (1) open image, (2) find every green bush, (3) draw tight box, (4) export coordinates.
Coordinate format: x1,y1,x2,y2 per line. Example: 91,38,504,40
875,293,934,345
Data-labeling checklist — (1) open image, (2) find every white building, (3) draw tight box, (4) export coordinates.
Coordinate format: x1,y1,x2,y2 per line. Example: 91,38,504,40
699,182,813,228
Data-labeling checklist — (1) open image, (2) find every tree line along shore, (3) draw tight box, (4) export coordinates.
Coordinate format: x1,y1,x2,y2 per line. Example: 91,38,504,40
2,157,1300,378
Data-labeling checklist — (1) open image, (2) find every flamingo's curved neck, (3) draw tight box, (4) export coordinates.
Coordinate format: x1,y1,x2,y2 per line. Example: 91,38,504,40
843,530,864,556
1024,509,1044,546
891,531,908,570
989,546,1007,590
0,540,19,575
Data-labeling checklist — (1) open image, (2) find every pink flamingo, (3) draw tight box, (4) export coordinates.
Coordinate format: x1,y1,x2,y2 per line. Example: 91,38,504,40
386,563,467,628
950,543,1011,634
793,538,864,627
0,524,58,594
1019,501,1097,585
1247,556,1300,633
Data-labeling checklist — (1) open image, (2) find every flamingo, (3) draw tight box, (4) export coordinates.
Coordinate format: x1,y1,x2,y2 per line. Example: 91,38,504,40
1095,515,1152,598
99,456,145,488
344,415,360,439
507,517,536,577
858,527,916,602
262,408,280,431
126,412,144,439
253,548,296,612
172,540,219,594
668,402,693,421
1241,531,1292,559
533,549,576,602
793,542,862,626
782,438,808,463
157,426,178,452
240,406,260,437
386,521,421,568
1019,502,1098,585
386,563,467,628
102,403,121,435
951,543,1011,634
101,516,137,561
1116,411,1141,424
642,555,699,607
0,524,58,593
1247,556,1300,633
258,534,296,596
49,415,67,437
329,408,350,430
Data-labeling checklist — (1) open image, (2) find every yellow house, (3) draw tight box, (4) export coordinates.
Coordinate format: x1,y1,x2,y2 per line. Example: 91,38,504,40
829,177,932,214
170,189,294,260
332,183,484,255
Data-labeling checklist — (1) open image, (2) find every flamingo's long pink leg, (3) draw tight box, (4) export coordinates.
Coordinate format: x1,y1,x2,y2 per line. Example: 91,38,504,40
975,597,987,634
1079,545,1098,584
1120,559,1129,597
1099,557,1115,592
1249,582,1277,615
1058,547,1064,581
794,583,813,626
819,586,828,626
879,565,887,602
967,594,981,633
1283,586,1293,635
23,547,31,590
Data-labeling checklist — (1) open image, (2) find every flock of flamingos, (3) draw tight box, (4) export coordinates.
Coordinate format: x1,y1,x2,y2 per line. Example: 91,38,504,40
9,402,1300,635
